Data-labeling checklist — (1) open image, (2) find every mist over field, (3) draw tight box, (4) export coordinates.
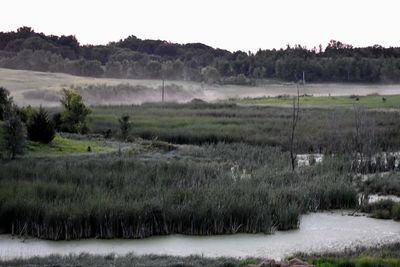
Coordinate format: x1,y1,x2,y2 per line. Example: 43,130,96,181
3,68,400,107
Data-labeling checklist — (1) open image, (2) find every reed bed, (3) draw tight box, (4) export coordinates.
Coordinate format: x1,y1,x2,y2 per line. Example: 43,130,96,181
0,144,357,240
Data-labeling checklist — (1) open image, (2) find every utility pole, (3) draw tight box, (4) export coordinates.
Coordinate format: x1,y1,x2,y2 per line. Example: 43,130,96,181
302,71,306,86
161,78,165,103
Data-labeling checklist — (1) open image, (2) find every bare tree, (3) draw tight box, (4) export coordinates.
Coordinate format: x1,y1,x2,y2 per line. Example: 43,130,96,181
289,85,300,171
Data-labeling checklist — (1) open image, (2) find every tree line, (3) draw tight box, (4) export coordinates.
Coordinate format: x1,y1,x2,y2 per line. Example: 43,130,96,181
1,27,400,83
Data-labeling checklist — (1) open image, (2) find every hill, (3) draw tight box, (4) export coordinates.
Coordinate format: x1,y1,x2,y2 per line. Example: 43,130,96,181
1,27,400,83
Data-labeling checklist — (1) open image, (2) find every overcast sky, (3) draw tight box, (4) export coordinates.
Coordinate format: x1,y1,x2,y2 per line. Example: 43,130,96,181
2,0,400,52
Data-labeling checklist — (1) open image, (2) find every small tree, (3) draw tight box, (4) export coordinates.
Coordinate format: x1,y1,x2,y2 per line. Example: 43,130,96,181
0,87,13,120
60,89,91,133
2,115,26,159
27,106,55,144
119,115,131,140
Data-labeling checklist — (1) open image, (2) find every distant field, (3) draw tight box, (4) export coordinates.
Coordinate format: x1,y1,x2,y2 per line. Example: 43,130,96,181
2,68,400,107
236,94,400,109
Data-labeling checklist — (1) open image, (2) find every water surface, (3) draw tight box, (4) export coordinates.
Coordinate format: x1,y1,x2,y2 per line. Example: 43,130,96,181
1,212,399,260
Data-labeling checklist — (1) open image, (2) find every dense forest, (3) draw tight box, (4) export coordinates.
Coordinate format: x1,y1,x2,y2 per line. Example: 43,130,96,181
1,26,400,83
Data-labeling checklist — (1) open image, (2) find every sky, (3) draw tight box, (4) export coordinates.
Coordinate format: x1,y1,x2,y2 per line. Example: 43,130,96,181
2,0,400,52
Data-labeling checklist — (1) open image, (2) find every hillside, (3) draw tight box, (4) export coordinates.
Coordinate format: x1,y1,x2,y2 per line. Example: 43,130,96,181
3,68,400,107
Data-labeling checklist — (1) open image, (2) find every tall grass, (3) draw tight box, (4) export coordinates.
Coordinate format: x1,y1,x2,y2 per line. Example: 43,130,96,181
0,253,260,267
0,144,357,240
85,103,400,154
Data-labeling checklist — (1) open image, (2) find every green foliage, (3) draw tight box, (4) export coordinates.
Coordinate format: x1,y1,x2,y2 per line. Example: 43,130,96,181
1,115,25,159
118,114,131,140
60,89,91,133
16,105,35,123
27,106,55,144
0,87,13,120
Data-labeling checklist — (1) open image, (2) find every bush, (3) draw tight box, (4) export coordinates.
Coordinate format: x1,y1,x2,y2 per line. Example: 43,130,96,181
392,203,400,221
27,106,55,144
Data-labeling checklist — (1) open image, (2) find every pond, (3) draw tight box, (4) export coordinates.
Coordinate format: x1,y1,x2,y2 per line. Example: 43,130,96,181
1,211,399,260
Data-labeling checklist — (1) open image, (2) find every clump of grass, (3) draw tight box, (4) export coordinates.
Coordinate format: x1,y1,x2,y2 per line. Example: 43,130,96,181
360,173,400,196
362,200,400,220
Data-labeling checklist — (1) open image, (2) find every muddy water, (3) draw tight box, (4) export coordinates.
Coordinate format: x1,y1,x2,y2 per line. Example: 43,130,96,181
0,212,399,260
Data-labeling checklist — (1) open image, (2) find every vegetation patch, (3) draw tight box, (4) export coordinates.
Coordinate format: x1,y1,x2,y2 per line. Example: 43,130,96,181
86,103,400,154
296,243,400,267
0,144,357,240
236,95,400,108
26,134,113,155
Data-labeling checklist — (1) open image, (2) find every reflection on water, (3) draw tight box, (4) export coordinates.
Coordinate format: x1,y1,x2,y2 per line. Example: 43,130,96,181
0,212,399,260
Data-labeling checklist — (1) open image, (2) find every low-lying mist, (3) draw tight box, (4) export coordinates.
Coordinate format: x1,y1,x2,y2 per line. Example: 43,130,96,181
22,83,207,106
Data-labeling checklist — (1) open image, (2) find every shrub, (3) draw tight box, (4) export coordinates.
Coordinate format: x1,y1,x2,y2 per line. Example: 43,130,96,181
118,114,131,140
27,106,55,144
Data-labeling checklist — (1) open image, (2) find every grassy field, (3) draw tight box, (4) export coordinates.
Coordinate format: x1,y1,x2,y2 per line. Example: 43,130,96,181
235,94,400,108
26,135,114,155
85,103,400,154
1,243,399,267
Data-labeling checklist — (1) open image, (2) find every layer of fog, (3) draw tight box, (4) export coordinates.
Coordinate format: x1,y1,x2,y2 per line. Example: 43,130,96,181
3,68,400,107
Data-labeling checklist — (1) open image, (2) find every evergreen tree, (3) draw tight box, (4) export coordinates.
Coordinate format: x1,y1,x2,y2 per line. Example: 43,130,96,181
118,115,131,141
27,106,55,144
